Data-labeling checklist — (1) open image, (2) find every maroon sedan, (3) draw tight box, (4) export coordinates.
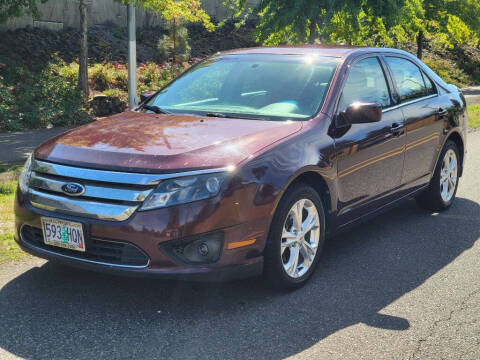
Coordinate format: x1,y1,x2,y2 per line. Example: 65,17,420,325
14,47,467,289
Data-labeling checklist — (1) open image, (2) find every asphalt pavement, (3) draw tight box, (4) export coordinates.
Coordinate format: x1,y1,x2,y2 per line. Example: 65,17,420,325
0,127,73,167
0,132,479,360
463,86,480,104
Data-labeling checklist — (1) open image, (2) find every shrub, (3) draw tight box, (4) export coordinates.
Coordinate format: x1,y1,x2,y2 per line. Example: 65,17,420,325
89,63,128,91
451,45,480,85
423,58,471,88
89,63,114,91
41,61,90,127
137,62,186,94
0,75,20,131
157,26,191,63
0,55,189,131
103,88,128,104
57,62,79,83
0,57,91,131
138,62,163,89
113,64,129,91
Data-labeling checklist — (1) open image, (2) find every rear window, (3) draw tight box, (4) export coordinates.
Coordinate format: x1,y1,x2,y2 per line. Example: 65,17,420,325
385,57,428,102
422,72,436,96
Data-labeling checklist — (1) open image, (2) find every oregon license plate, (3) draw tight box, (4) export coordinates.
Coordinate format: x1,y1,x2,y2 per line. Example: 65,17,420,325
40,217,85,252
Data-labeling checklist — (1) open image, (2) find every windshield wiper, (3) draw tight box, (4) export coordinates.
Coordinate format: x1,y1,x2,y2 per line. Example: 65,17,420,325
205,112,232,118
142,104,170,114
205,112,268,121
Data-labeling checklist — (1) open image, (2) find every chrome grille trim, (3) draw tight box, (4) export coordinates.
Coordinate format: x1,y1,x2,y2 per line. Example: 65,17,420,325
30,174,152,202
29,189,138,221
29,159,232,221
33,160,230,185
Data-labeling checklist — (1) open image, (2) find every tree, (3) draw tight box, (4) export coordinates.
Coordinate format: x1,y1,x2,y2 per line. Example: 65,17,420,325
157,24,191,63
77,0,214,97
422,0,479,54
78,0,88,98
386,0,425,57
326,7,395,47
253,0,361,45
233,0,479,60
0,0,47,24
361,0,480,58
231,0,406,46
147,0,214,62
138,0,213,28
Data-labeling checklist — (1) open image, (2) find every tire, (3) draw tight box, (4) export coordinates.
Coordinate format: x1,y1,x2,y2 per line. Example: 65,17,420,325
415,140,460,211
263,182,326,291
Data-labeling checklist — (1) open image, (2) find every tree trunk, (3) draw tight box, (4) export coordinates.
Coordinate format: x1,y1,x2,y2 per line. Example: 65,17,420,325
308,19,317,44
417,30,424,59
172,19,177,63
78,0,89,98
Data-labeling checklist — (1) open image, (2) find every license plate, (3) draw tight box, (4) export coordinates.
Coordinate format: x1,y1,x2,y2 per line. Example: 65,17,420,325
40,217,85,252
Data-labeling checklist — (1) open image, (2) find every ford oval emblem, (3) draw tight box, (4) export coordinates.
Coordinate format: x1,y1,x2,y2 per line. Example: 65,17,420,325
61,182,85,196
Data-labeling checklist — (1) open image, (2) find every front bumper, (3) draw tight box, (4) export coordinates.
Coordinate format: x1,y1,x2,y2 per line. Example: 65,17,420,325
17,236,263,281
14,188,268,281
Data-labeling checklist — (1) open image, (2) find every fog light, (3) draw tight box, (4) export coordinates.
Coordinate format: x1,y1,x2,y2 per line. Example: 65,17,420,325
166,232,224,264
198,243,209,256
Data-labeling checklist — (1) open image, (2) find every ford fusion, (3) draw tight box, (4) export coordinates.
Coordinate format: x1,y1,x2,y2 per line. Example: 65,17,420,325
14,47,467,289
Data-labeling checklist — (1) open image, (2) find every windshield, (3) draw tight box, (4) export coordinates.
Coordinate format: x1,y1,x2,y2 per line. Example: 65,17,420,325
144,54,339,121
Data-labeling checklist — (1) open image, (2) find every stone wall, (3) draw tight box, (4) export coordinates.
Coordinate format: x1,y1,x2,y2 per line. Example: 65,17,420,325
0,0,258,31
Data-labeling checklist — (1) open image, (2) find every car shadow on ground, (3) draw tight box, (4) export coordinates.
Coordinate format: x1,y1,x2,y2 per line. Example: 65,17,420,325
0,198,479,359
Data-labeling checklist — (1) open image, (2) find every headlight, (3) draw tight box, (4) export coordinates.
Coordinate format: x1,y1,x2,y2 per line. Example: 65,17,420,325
18,154,33,194
140,172,227,210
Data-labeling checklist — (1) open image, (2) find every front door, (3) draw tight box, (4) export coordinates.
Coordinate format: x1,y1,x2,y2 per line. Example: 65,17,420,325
333,56,406,226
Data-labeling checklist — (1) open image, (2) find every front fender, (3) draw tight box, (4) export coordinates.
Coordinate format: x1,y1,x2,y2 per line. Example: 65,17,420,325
236,117,337,247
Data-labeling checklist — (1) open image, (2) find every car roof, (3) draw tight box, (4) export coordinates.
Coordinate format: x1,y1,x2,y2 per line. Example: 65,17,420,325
219,46,410,58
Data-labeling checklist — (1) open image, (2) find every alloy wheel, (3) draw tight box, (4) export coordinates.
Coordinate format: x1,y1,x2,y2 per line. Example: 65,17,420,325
281,199,320,278
440,149,458,203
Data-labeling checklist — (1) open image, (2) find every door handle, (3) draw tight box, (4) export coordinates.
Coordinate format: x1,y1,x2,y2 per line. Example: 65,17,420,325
438,107,448,117
390,123,404,137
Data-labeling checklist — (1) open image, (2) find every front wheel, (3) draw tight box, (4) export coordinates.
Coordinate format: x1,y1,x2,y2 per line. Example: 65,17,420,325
264,183,326,290
416,140,460,211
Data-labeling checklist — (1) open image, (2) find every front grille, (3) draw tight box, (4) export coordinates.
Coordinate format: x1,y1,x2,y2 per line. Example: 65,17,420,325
21,225,149,267
28,160,162,221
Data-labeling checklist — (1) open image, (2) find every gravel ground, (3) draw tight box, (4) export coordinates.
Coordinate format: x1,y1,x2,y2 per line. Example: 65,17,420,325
0,132,479,360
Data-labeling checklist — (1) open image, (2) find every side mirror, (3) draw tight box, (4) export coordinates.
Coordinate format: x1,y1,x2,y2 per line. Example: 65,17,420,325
338,102,382,126
140,91,155,103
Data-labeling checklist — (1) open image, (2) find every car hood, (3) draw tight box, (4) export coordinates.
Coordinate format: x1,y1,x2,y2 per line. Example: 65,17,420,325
34,111,303,172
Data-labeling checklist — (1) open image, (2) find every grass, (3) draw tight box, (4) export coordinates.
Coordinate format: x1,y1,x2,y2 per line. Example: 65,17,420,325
467,104,480,128
0,167,26,263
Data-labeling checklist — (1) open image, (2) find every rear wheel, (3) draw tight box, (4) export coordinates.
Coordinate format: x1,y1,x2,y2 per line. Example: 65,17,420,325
416,140,460,211
264,183,326,290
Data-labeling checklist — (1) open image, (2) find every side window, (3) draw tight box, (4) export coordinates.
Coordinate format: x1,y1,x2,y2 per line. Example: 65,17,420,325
339,57,391,112
422,72,436,96
385,57,427,102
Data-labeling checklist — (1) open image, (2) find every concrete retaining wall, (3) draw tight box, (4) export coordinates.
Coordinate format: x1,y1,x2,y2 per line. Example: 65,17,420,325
0,0,258,31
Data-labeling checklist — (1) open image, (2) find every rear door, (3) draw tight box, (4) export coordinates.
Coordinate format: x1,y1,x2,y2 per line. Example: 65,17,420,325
334,56,406,225
383,56,443,189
